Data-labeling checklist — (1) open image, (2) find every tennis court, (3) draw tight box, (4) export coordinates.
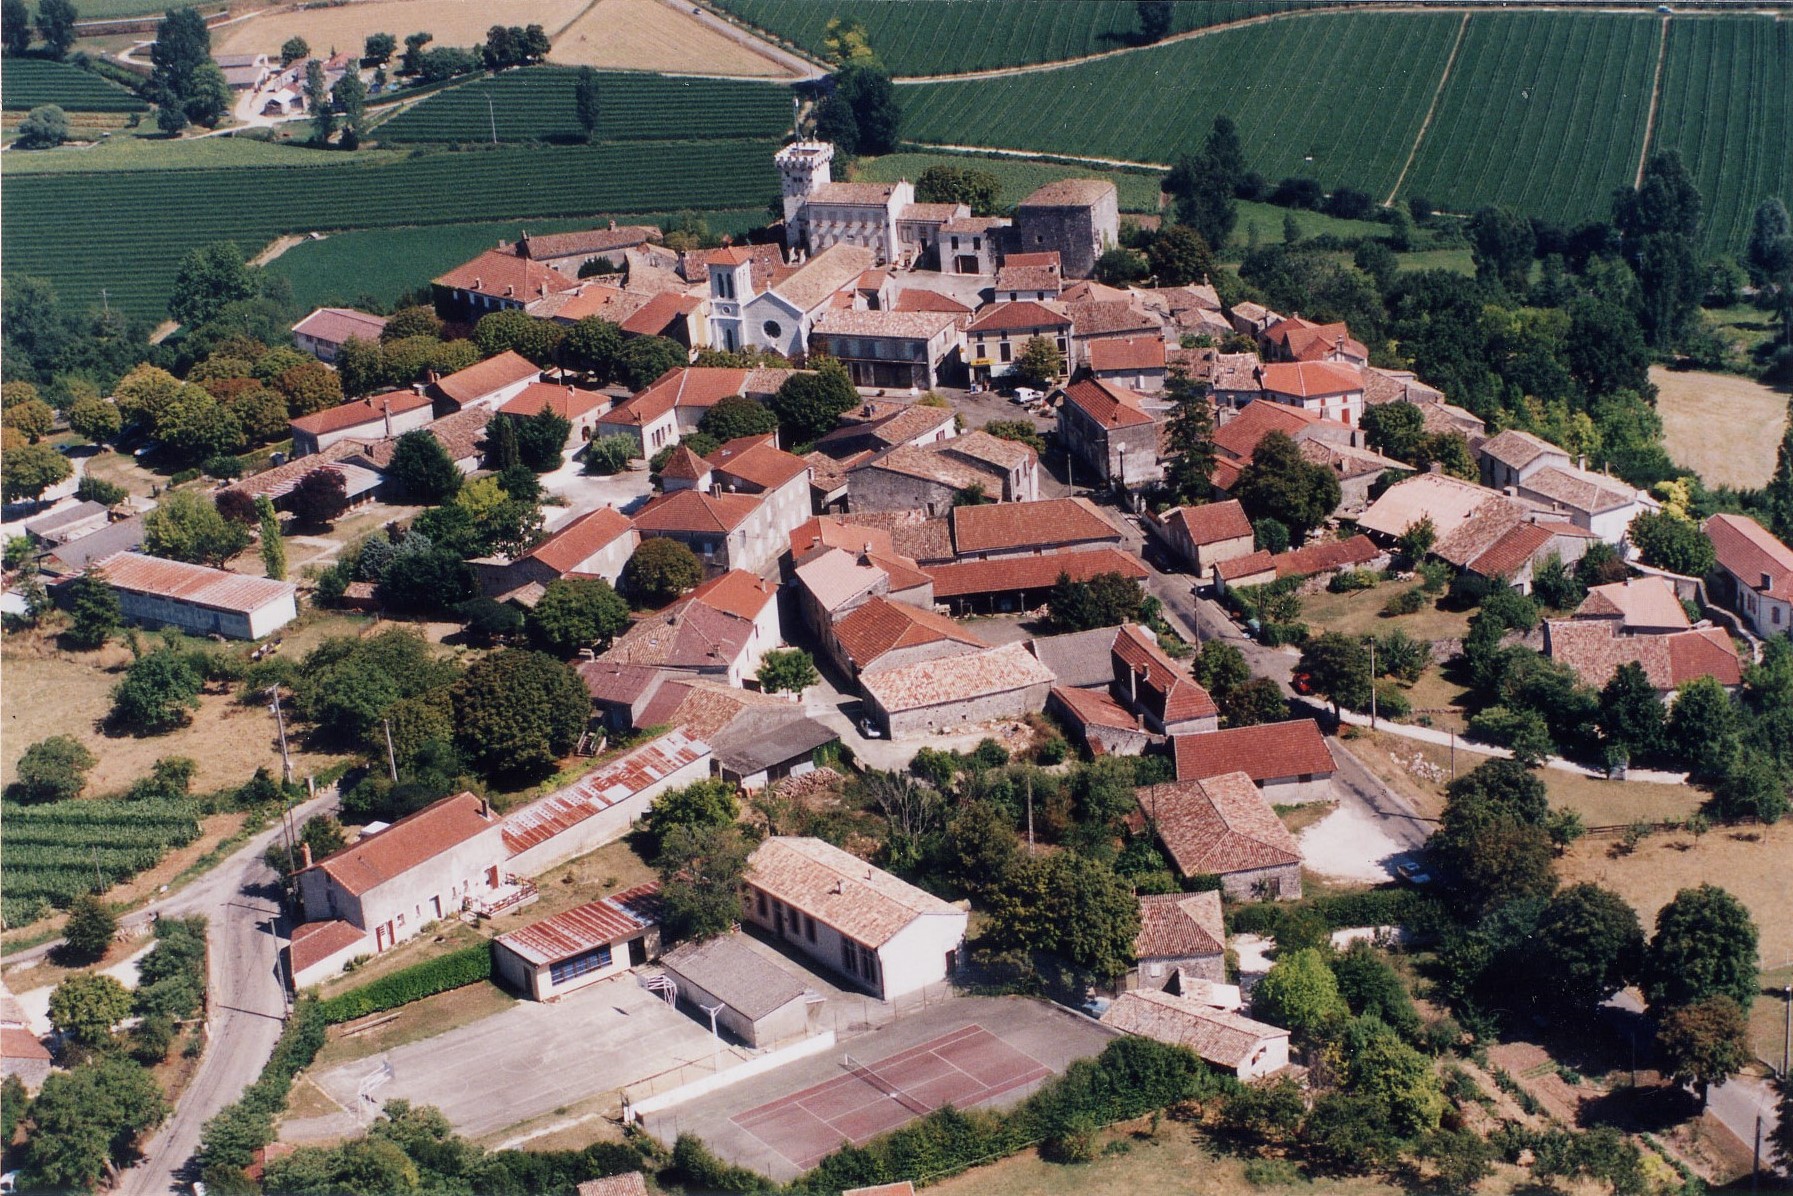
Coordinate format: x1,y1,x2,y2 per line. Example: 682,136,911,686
730,1024,1052,1169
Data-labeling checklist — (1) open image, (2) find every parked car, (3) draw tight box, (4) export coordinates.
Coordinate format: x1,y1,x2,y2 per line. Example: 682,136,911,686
1392,855,1432,886
1010,387,1042,404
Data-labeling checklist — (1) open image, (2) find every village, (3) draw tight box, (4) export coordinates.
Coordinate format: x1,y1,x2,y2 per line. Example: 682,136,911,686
3,129,1792,1196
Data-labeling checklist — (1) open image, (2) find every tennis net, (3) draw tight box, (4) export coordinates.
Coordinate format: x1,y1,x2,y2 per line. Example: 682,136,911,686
842,1052,931,1116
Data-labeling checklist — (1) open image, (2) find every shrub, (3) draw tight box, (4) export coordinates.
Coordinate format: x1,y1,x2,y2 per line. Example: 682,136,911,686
1243,1158,1305,1187
585,433,634,476
1381,586,1426,618
1371,681,1411,719
316,944,492,1023
1327,568,1379,593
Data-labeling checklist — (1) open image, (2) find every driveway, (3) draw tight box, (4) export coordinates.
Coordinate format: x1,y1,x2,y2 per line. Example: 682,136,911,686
307,971,725,1141
538,450,655,517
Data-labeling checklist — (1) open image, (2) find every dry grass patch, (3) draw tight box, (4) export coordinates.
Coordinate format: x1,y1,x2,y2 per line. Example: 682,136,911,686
1299,583,1472,642
509,838,657,925
1276,799,1337,836
215,0,589,58
1556,817,1793,963
1652,365,1791,490
1749,964,1792,1069
549,0,800,75
308,979,517,1072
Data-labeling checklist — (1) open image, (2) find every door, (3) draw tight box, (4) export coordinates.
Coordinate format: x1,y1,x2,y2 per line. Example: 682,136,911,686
375,922,390,951
485,866,499,888
774,904,785,936
945,949,958,977
955,255,978,273
431,895,442,920
627,936,647,967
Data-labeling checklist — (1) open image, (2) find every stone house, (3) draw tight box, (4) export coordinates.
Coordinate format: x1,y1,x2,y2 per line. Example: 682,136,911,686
515,223,663,275
995,252,1062,302
1133,772,1304,900
1111,623,1218,736
473,505,637,599
496,382,610,450
631,440,810,576
431,249,578,323
1172,720,1336,802
1010,179,1119,279
1259,361,1365,427
829,594,987,678
964,301,1072,387
1046,684,1154,757
948,496,1123,560
1157,499,1256,579
1132,890,1226,991
429,350,542,414
1460,519,1598,594
1102,989,1290,1081
598,569,781,687
926,546,1148,615
808,307,964,390
848,430,1040,515
1543,620,1743,698
1056,376,1162,487
941,215,1009,275
1087,334,1168,392
859,641,1055,738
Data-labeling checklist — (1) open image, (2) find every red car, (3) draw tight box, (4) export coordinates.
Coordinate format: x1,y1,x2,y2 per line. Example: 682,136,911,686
1291,671,1316,696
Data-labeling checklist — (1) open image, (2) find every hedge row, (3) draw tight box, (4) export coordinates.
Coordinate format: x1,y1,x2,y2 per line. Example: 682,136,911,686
316,943,492,1024
1228,887,1435,937
195,998,328,1174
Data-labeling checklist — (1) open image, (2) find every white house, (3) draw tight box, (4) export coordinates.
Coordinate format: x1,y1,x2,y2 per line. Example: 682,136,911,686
291,307,387,363
290,391,435,457
1102,989,1290,1080
490,884,662,1001
707,242,875,360
93,552,297,641
742,836,967,1000
1705,512,1793,637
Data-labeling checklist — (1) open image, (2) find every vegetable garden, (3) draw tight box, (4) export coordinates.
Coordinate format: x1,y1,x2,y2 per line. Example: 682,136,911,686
0,59,148,112
713,0,1321,77
1,798,201,926
1,137,780,322
372,68,792,145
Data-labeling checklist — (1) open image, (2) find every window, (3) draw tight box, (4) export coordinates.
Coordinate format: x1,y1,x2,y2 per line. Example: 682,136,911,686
805,913,816,942
973,237,982,251
841,938,855,971
757,889,768,917
763,319,783,339
999,342,1012,363
951,236,960,251
549,943,613,985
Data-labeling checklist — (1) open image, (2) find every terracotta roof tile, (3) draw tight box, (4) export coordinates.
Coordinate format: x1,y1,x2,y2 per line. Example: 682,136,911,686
1137,772,1302,876
839,510,954,563
631,488,761,535
1213,400,1320,461
291,307,387,345
659,445,710,482
1050,683,1141,731
772,244,877,314
1259,361,1362,399
1087,335,1166,373
1519,466,1641,515
1017,179,1116,207
1272,535,1379,578
746,836,961,948
1173,721,1335,783
1214,549,1274,582
1113,623,1217,722
433,351,540,407
519,225,660,260
1065,298,1160,338
309,792,498,897
1102,989,1287,1069
577,1172,650,1196
1059,377,1156,429
500,382,609,421
289,919,368,975
1577,577,1690,630
893,289,973,315
925,545,1146,599
705,436,809,491
859,641,1054,714
603,599,754,670
433,249,577,300
290,391,432,437
965,300,1071,335
1704,513,1793,600
951,497,1118,555
690,569,776,621
832,595,985,669
1135,890,1225,960
1546,620,1741,691
1165,500,1252,547
1478,429,1564,471
95,552,295,616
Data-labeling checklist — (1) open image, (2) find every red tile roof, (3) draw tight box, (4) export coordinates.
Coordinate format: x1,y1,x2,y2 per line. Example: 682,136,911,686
1137,772,1303,876
1087,335,1166,373
832,595,986,669
1213,400,1321,461
1113,623,1217,723
659,445,710,482
1272,534,1379,578
951,497,1118,555
1464,521,1555,580
0,1026,51,1063
619,290,702,337
96,551,295,616
291,307,387,345
1214,549,1275,582
499,382,609,421
1004,251,1061,269
519,225,660,260
309,792,497,897
632,488,761,535
925,545,1146,599
965,300,1071,335
501,731,708,857
705,436,808,491
1060,376,1156,429
288,919,368,976
604,368,749,428
894,288,972,314
1166,500,1252,547
291,391,433,437
1173,720,1335,784
576,659,665,704
433,351,540,407
1135,890,1225,960
1705,513,1793,601
1050,683,1142,732
493,883,661,966
522,507,634,575
690,568,777,621
1260,361,1363,399
433,249,578,300
1545,620,1743,691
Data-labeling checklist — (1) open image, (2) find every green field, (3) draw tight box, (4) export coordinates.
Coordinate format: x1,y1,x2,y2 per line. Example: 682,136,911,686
372,68,792,145
899,11,1463,189
0,58,148,111
1649,15,1793,257
853,151,1165,213
712,0,1319,77
1399,12,1661,227
265,208,766,310
2,138,779,321
1,798,200,926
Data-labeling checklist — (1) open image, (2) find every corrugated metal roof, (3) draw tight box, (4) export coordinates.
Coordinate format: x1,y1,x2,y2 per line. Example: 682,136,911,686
494,883,661,966
500,730,709,856
96,552,296,615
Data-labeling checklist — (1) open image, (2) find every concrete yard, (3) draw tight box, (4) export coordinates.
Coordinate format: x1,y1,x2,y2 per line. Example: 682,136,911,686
640,995,1118,1182
307,971,728,1141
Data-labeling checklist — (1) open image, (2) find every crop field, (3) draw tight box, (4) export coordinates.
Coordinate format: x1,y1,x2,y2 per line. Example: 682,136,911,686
548,0,797,75
213,0,590,58
266,208,765,310
0,58,148,112
712,0,1321,77
1,799,201,926
1648,15,1793,255
852,152,1164,213
2,138,778,322
373,68,791,144
899,12,1462,193
1399,12,1661,228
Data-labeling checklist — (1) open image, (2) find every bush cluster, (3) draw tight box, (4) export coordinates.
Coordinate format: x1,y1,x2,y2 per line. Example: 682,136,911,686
316,943,492,1024
196,999,328,1174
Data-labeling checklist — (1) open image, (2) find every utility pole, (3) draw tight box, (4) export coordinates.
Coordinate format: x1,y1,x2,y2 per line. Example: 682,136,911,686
1783,982,1791,1078
383,718,400,783
1450,728,1457,779
1368,637,1377,729
1025,774,1035,856
268,686,293,785
1752,1113,1761,1195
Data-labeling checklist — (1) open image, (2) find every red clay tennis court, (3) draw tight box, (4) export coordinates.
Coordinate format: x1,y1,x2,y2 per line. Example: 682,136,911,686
729,1024,1052,1169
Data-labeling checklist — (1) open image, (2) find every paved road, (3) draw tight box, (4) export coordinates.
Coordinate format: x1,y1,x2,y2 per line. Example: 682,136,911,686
109,791,337,1196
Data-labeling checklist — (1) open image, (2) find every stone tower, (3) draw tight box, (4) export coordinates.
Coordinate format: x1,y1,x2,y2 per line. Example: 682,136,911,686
776,141,835,248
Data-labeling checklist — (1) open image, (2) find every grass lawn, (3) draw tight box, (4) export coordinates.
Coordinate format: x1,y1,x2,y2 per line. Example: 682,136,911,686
514,838,657,925
307,980,518,1073
1749,964,1792,1072
1398,669,1470,734
1394,247,1476,274
1650,364,1791,491
1701,303,1783,353
1298,582,1472,643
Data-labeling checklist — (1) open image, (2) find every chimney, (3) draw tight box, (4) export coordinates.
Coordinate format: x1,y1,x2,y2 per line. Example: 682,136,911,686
300,842,313,869
608,218,617,231
1578,454,1587,471
479,798,491,819
472,276,483,290
382,396,393,439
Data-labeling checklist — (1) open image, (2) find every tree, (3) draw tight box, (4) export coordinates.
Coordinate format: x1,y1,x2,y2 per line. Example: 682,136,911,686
526,578,629,656
644,778,738,854
698,394,779,442
1432,758,1556,914
1148,223,1218,287
16,103,70,149
111,650,202,733
3,0,30,56
1529,884,1643,1014
12,735,96,803
35,0,75,57
451,649,588,779
1468,206,1536,293
61,894,118,964
1049,571,1144,631
1709,749,1790,824
1395,515,1436,565
513,409,572,472
1136,0,1172,41
256,495,286,581
363,30,396,64
1772,1075,1793,1174
1252,948,1348,1039
182,59,231,127
68,394,122,443
1233,430,1341,543
1643,884,1759,1011
1627,510,1714,576
757,648,819,695
770,359,857,443
834,61,899,154
24,1058,168,1189
1222,676,1287,728
573,65,600,141
400,29,432,73
1767,414,1793,544
1162,366,1216,504
280,35,310,66
150,5,210,114
305,58,333,143
1664,674,1737,778
621,537,702,606
1656,996,1749,1105
64,567,121,649
332,68,367,148
915,164,1001,216
49,972,132,1049
1348,1021,1445,1136
1012,335,1063,390
618,335,688,391
1047,853,1140,980
169,242,256,330
0,441,71,501
143,490,250,566
1297,632,1370,716
561,316,623,379
1362,400,1426,464
1599,660,1664,758
291,467,349,527
811,93,858,157
657,823,749,942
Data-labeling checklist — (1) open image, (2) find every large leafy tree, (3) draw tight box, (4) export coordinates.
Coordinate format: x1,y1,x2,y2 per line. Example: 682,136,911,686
49,973,133,1050
698,394,778,442
1627,510,1714,576
1468,205,1536,293
0,441,71,502
11,735,96,803
1296,632,1370,717
1148,224,1218,287
1252,947,1348,1039
525,578,629,656
64,567,121,649
643,778,738,855
1656,996,1750,1106
1233,430,1341,542
621,537,702,606
291,467,349,528
451,649,588,779
3,0,32,56
35,0,76,58
757,648,820,695
168,242,257,330
573,65,600,141
1598,660,1665,759
914,164,1000,216
1431,758,1555,914
387,429,462,503
61,894,117,963
1613,150,1704,349
24,1058,168,1189
1161,365,1216,504
110,650,202,733
656,823,750,943
1643,884,1759,1012
1528,884,1643,1014
770,359,857,443
834,61,899,155
143,490,250,566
